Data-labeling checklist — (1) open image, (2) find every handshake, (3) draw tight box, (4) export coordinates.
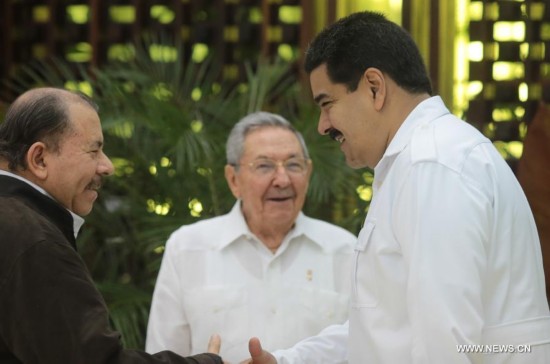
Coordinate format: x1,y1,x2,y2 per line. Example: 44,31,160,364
207,336,275,364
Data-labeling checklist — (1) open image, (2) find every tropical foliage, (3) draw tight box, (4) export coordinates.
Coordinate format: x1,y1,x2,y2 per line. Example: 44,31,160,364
2,35,372,349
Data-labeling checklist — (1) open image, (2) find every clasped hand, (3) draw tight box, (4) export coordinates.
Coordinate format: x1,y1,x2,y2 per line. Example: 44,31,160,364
207,335,276,364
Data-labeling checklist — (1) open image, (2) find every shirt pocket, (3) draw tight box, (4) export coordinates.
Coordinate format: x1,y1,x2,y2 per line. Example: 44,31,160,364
298,287,350,326
182,286,248,351
352,219,378,308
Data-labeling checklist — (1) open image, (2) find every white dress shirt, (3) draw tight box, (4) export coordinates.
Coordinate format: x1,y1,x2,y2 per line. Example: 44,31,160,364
274,96,550,363
146,201,356,363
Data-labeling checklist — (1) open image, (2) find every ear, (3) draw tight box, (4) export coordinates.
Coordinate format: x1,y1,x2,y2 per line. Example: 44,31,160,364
224,164,241,199
25,142,49,180
303,159,313,190
306,158,313,179
363,68,386,111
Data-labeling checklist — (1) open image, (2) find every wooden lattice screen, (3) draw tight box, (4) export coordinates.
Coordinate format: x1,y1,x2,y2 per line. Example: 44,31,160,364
465,0,550,168
0,0,334,101
4,0,550,143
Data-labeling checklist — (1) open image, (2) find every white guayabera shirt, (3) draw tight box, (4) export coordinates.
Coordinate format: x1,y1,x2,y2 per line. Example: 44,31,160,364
145,202,356,363
273,96,550,364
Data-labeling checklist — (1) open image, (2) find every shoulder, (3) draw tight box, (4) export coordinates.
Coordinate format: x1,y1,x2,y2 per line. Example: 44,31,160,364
404,115,506,204
410,114,492,173
299,215,357,253
0,196,70,248
0,196,82,288
165,213,233,252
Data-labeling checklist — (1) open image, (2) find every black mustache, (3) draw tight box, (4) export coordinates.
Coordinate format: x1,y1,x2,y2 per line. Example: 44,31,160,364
328,128,343,141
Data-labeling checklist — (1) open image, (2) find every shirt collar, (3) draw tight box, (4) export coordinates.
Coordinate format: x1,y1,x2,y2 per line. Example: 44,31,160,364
216,201,251,250
374,96,449,175
0,169,84,238
291,213,333,250
218,201,324,251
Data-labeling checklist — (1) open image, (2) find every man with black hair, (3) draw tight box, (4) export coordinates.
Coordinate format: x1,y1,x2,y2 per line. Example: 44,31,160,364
244,11,550,364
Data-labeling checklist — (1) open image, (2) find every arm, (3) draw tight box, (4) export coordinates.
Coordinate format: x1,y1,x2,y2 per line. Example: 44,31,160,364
146,238,192,356
0,239,220,364
246,322,348,364
394,154,492,363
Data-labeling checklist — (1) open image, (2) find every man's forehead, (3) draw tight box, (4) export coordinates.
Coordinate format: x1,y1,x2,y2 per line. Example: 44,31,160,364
244,127,298,142
243,138,302,160
64,105,103,139
309,66,334,100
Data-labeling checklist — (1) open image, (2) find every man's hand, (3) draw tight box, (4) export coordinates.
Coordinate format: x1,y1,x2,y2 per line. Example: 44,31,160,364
207,334,221,355
208,334,231,364
240,337,276,364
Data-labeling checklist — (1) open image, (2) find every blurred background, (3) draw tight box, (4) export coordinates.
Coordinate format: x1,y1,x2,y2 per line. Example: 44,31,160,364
1,0,549,350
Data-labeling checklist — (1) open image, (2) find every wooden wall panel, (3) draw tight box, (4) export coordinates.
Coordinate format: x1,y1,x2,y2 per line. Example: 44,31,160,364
465,0,550,168
0,0,309,100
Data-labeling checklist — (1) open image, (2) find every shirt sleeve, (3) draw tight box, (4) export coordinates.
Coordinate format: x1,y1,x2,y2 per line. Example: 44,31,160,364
272,321,349,363
0,238,219,364
393,146,493,363
146,238,192,357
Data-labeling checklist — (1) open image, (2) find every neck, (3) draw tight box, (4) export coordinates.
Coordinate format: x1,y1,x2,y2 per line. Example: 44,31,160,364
0,161,36,182
248,220,294,254
256,231,286,253
385,91,431,144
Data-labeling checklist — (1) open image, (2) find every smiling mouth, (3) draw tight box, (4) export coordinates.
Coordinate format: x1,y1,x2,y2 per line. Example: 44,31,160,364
87,179,102,192
328,128,345,144
267,196,293,202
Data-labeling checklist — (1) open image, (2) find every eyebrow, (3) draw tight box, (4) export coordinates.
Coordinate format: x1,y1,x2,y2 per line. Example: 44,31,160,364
254,153,301,160
313,93,329,105
90,140,104,149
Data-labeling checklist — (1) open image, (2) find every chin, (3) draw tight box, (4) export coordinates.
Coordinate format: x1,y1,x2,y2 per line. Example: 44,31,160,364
343,151,373,169
74,204,94,217
268,209,296,221
74,210,92,217
345,158,366,170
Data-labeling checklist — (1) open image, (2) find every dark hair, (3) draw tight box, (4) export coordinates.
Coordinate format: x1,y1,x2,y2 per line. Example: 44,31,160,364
0,88,98,171
304,11,432,95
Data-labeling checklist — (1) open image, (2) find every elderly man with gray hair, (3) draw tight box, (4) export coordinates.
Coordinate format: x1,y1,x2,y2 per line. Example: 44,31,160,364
146,111,356,363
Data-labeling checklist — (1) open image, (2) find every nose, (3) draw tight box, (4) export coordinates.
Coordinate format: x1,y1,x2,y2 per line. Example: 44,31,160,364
272,164,291,187
317,110,331,135
98,151,115,176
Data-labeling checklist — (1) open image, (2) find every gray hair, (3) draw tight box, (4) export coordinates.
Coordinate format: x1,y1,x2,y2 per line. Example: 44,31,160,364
226,111,309,167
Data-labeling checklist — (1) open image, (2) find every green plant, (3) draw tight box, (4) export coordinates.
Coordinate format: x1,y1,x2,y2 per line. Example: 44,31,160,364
2,35,369,349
